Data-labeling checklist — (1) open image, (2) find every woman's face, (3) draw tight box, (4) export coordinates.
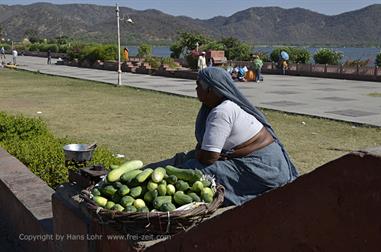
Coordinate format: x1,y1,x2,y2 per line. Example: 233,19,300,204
196,80,208,103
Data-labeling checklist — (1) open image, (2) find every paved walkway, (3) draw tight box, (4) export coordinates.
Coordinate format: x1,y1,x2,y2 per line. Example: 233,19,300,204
14,56,381,127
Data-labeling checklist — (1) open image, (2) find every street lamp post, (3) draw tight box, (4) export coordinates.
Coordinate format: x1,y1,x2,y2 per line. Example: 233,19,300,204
116,3,122,86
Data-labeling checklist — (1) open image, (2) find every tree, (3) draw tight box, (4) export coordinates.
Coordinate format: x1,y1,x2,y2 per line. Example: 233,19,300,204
270,47,311,63
220,37,252,60
376,52,381,67
203,40,224,51
137,43,152,58
169,32,210,58
313,48,343,65
291,48,311,64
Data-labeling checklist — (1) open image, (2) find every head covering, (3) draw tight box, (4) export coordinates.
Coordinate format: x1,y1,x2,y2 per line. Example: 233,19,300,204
201,51,206,55
196,67,298,179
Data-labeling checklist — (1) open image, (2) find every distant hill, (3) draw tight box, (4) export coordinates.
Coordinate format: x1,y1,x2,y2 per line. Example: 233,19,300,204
0,3,380,46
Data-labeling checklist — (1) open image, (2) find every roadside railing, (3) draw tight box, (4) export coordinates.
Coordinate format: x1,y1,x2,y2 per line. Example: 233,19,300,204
230,60,381,82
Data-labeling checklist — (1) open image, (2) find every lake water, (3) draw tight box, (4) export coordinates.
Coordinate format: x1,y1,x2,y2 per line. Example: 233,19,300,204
126,46,380,65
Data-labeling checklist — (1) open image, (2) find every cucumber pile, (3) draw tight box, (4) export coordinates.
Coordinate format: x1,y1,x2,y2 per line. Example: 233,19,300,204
91,160,216,213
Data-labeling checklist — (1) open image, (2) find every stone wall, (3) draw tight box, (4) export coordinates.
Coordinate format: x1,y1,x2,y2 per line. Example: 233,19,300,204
0,147,55,252
1,145,381,251
148,146,381,251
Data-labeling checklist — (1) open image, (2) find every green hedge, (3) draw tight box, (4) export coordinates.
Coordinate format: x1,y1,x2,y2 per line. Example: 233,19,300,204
67,43,117,64
313,48,343,65
28,43,60,53
270,47,311,63
0,112,124,189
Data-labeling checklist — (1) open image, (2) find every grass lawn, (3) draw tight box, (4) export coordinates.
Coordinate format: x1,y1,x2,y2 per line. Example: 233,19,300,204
1,68,380,174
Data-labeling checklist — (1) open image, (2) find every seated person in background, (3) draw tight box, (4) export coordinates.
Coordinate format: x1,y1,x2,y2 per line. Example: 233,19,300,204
228,65,239,80
147,67,298,206
226,65,234,74
237,65,248,82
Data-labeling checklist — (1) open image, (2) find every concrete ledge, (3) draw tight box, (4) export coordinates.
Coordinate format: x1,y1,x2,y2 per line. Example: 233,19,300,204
0,147,55,252
148,147,381,251
1,144,381,251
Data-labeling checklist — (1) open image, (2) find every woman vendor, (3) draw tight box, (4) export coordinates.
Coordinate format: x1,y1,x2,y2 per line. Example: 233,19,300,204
149,67,298,206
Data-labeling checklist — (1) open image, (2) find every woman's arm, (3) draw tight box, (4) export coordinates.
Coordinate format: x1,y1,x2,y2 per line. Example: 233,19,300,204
196,149,220,165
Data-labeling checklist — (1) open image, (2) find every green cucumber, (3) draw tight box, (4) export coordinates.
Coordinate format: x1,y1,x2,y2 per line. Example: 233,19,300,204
129,186,143,198
201,187,214,203
174,191,193,206
138,206,150,213
191,181,204,193
153,196,172,210
107,160,143,182
105,201,116,210
111,204,125,212
133,199,146,209
91,188,101,197
113,181,124,189
157,183,167,196
101,185,117,197
136,168,154,183
143,190,158,203
124,205,137,212
166,184,176,196
160,202,176,212
151,167,166,183
120,169,143,184
117,185,130,196
175,180,190,191
93,196,108,207
187,192,201,202
120,196,135,207
166,175,178,184
147,180,158,191
165,165,203,183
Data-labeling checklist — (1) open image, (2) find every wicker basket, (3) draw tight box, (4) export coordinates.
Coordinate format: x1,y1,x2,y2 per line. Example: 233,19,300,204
80,185,224,235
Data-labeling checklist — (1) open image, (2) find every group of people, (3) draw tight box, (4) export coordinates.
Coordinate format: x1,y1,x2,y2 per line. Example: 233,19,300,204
227,65,249,82
226,54,264,83
0,46,18,65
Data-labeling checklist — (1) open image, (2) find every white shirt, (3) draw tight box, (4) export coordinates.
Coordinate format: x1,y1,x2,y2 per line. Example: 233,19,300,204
198,55,207,70
201,100,263,153
12,50,17,57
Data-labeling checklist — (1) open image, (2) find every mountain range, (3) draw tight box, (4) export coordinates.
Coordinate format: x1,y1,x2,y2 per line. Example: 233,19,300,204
0,3,380,46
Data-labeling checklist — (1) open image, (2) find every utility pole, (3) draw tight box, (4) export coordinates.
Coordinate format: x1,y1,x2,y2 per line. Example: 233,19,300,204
116,3,122,86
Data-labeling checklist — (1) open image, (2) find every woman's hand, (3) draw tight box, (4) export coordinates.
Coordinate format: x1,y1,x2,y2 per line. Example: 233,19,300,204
196,149,220,165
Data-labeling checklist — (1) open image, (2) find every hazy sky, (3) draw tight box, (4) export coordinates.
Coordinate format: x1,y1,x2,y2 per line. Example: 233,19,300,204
2,0,381,19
